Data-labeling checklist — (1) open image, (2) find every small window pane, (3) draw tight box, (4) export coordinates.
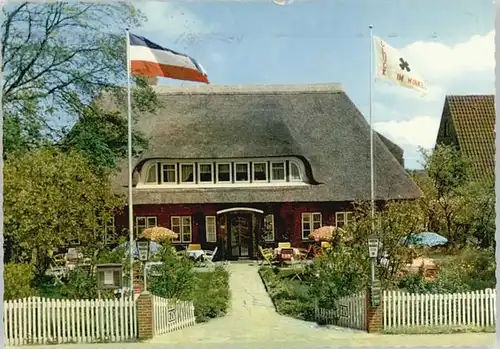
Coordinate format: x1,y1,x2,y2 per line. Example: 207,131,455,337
253,163,267,181
199,164,213,182
235,163,249,181
217,164,231,182
290,162,301,181
147,217,157,227
136,217,146,226
271,162,285,181
180,164,194,183
146,164,157,183
162,164,176,183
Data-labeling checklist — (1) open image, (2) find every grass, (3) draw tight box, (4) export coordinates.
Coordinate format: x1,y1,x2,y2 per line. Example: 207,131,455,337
382,325,496,335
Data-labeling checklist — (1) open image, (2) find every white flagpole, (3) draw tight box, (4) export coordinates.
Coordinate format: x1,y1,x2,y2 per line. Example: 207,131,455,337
126,28,135,299
369,25,375,231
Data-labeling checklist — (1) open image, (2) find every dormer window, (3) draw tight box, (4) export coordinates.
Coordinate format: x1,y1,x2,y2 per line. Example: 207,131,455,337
271,161,286,181
162,164,177,183
180,163,195,183
199,163,214,183
146,164,157,183
253,162,268,182
289,161,302,181
235,163,250,182
217,163,231,183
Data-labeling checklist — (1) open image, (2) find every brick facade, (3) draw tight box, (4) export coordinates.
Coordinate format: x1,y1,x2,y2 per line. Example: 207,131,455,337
365,288,383,333
136,292,154,340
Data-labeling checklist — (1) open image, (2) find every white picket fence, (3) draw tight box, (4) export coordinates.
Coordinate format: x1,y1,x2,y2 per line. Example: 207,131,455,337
383,289,496,329
153,295,196,335
315,291,367,330
4,296,137,346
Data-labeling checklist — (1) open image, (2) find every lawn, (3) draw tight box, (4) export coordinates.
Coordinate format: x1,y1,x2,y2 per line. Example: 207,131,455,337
192,267,231,322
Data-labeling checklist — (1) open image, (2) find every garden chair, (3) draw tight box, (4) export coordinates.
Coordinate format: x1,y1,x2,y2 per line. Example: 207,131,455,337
187,244,201,250
202,247,218,267
259,246,275,266
278,242,291,249
279,248,294,265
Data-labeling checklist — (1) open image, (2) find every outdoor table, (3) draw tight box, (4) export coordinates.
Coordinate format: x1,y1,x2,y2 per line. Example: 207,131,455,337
186,249,205,260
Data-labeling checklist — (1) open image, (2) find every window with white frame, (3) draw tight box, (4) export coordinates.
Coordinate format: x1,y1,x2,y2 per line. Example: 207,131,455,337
262,214,275,242
199,163,214,183
135,216,157,236
301,212,322,239
104,217,116,244
253,162,268,181
162,164,177,183
217,163,231,183
336,212,353,228
171,216,192,243
205,216,217,242
289,162,301,181
235,163,250,182
271,162,286,181
146,164,157,183
180,164,195,183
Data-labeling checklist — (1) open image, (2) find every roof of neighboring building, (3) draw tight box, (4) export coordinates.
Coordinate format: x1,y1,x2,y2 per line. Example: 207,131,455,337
444,95,495,181
107,83,421,204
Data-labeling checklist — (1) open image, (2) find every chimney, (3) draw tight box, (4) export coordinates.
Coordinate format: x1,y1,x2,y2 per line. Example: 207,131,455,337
145,76,158,86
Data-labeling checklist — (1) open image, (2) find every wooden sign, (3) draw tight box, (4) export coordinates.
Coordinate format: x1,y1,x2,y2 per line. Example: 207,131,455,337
338,304,348,318
168,307,176,323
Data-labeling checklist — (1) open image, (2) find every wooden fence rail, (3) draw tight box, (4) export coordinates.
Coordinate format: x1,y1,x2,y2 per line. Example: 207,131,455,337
153,296,196,335
383,289,496,328
315,291,367,330
4,297,137,346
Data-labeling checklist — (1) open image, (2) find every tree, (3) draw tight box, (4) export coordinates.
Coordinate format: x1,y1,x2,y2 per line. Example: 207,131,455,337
2,3,158,169
4,147,125,279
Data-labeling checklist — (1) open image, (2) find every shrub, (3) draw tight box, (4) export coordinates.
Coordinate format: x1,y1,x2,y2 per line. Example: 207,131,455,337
192,267,230,322
5,263,35,300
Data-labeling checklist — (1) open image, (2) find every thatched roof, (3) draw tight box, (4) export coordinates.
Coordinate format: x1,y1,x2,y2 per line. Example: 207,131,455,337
107,83,421,204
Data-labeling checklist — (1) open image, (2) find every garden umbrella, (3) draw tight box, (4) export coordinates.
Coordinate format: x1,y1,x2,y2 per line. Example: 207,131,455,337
140,226,178,242
308,226,346,242
113,240,163,258
402,232,448,247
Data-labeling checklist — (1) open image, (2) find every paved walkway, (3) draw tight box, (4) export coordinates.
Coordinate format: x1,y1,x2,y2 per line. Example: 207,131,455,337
147,263,495,347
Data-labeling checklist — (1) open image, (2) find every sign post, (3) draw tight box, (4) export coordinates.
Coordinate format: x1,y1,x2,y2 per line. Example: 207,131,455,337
367,234,379,282
135,237,151,292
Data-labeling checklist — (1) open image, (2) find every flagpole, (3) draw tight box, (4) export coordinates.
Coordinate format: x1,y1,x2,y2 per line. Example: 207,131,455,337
369,25,375,231
126,28,135,299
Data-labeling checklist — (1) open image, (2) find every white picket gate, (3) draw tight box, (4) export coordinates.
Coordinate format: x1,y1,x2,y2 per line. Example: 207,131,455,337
383,289,496,329
4,296,137,346
315,291,367,330
153,296,196,335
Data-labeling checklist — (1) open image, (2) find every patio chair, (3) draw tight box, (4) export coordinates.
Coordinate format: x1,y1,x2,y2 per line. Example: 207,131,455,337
279,248,294,265
259,246,275,266
187,244,201,250
202,247,218,267
278,242,291,249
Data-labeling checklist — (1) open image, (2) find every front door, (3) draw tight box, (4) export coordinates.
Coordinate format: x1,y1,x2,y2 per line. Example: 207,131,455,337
228,214,252,258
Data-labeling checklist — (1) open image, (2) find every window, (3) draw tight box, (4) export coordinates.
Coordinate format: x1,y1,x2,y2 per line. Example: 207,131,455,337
336,212,353,228
135,216,157,236
443,120,449,137
253,162,267,182
289,162,301,181
217,163,231,183
271,162,285,181
235,163,250,182
171,216,192,243
301,212,322,239
198,163,214,183
104,217,116,244
162,164,177,183
262,214,275,242
145,164,157,183
205,216,217,242
180,164,195,183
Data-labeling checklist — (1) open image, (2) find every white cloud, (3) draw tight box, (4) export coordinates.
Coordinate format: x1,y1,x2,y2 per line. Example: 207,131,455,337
401,30,495,82
374,115,440,149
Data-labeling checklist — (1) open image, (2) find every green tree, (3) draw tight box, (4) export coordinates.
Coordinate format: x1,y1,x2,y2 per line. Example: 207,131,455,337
2,3,158,169
4,147,125,279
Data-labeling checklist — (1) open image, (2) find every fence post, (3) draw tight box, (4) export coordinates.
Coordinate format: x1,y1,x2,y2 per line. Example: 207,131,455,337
365,288,383,333
136,292,155,340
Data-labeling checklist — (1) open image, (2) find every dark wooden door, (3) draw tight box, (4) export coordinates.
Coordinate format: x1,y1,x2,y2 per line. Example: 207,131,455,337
228,214,252,258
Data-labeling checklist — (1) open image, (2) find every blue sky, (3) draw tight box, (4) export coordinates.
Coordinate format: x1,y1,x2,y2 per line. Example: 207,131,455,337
134,0,494,169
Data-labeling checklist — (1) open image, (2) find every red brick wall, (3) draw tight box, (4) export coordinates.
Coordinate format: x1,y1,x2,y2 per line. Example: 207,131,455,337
136,293,154,340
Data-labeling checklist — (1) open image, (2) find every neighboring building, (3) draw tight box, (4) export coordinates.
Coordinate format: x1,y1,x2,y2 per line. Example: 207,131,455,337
435,95,495,182
109,83,421,260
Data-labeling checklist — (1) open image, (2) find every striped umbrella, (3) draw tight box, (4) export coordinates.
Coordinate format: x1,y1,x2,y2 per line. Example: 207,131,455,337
140,226,178,242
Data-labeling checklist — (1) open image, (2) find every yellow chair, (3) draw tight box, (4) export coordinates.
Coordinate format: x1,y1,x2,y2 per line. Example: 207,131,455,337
278,242,291,249
187,244,201,250
259,246,275,266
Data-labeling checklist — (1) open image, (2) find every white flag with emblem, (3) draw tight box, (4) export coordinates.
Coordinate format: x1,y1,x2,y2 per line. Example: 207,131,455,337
373,36,427,94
